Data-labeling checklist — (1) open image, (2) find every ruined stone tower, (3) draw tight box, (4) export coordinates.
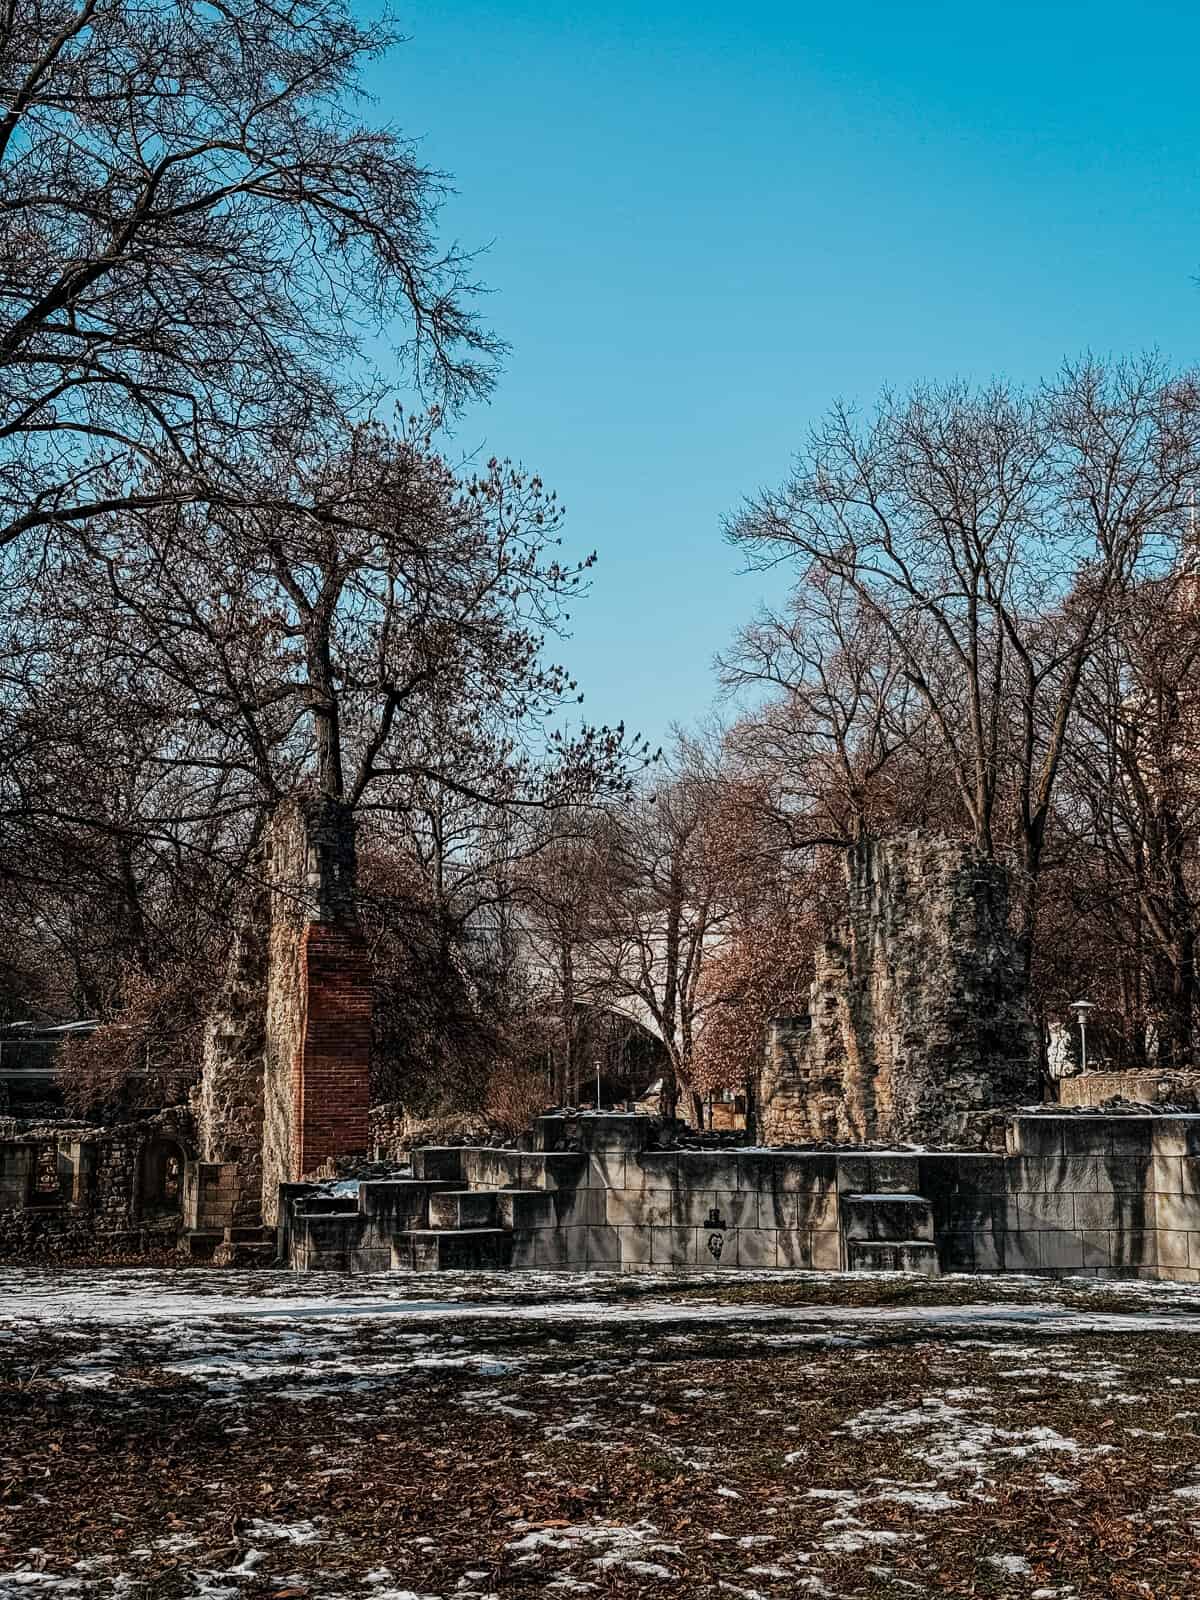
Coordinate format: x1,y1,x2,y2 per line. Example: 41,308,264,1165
757,833,1038,1146
193,795,371,1230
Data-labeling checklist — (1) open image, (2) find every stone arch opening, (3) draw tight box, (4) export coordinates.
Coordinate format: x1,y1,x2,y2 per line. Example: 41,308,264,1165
139,1139,186,1218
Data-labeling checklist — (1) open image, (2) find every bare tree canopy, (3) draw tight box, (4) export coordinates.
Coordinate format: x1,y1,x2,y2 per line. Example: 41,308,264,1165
727,357,1200,953
0,0,499,552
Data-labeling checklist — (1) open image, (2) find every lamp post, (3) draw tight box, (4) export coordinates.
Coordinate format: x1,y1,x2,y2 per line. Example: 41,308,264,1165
1070,999,1097,1074
594,1058,601,1111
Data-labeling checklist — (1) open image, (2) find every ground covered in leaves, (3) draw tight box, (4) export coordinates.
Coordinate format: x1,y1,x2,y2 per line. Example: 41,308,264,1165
3,1267,1200,1598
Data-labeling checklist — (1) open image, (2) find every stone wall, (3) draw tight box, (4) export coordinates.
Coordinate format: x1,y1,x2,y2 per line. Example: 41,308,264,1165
260,795,370,1224
195,883,269,1230
1059,1071,1200,1109
0,1111,192,1259
282,1111,1200,1283
758,833,1039,1146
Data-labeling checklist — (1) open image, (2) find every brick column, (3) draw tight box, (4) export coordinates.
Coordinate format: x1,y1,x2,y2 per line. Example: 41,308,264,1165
293,923,372,1178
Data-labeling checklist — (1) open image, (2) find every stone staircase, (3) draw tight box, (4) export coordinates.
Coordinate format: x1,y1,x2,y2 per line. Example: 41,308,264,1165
841,1191,940,1275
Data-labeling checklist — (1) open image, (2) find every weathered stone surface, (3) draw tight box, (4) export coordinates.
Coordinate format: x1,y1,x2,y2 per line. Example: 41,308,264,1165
758,834,1038,1146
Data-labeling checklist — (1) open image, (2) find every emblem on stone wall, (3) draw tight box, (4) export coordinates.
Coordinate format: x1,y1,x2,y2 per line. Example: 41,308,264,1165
707,1231,725,1260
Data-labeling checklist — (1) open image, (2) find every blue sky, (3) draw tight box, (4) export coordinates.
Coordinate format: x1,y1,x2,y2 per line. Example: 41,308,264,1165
364,1,1200,751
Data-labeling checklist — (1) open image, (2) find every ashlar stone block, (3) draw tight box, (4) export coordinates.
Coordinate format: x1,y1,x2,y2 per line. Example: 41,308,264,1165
605,1187,673,1228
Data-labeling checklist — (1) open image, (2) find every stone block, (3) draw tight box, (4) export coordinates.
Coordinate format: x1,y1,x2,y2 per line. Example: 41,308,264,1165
676,1152,741,1192
1010,1118,1064,1157
1109,1123,1154,1157
776,1229,815,1268
735,1228,778,1269
617,1223,653,1268
938,1231,975,1272
1152,1155,1185,1194
836,1156,871,1194
810,1230,842,1271
1080,1230,1114,1269
576,1114,651,1154
551,1186,606,1227
972,1229,1004,1272
737,1151,779,1192
1153,1190,1200,1232
1072,1192,1121,1231
1107,1228,1158,1269
868,1155,920,1192
583,1225,621,1267
1000,1230,1042,1271
464,1149,524,1190
676,1188,754,1230
1038,1230,1085,1269
1156,1228,1192,1269
495,1190,555,1231
428,1190,498,1229
629,1152,678,1190
953,1154,1008,1193
842,1194,934,1242
410,1147,465,1184
523,1152,588,1192
770,1153,837,1192
586,1151,626,1190
650,1225,697,1267
1159,1266,1200,1283
605,1187,673,1228
757,1189,838,1232
349,1246,391,1275
1105,1158,1154,1193
1150,1121,1199,1157
1016,1191,1076,1230
1059,1119,1114,1156
511,1228,571,1269
1012,1155,1101,1193
940,1191,999,1231
533,1115,568,1152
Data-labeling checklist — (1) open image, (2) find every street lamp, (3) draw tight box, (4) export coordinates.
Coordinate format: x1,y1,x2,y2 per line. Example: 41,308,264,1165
1070,999,1097,1074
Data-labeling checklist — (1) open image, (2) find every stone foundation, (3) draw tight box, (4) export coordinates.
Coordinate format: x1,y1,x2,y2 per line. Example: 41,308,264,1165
280,1111,1200,1283
758,834,1038,1145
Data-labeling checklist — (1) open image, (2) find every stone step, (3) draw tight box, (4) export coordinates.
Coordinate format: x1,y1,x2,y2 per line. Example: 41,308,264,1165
400,1227,514,1271
427,1190,500,1230
224,1225,274,1244
841,1192,935,1243
177,1229,222,1260
846,1239,941,1276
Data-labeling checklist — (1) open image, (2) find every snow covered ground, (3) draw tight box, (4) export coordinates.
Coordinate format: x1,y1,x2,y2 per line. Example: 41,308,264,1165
2,1267,1200,1598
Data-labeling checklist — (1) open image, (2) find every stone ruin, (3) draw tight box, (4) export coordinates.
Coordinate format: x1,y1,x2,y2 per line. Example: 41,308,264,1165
7,819,1200,1284
0,794,373,1263
757,833,1039,1146
195,792,372,1237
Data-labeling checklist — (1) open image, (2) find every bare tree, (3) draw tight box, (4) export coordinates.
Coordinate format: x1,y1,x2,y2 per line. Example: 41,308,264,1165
0,0,499,554
727,357,1200,957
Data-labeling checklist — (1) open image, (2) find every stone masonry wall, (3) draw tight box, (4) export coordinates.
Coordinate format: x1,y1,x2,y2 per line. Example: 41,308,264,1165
0,1111,192,1258
284,1111,1200,1283
260,795,370,1225
758,833,1039,1146
195,883,270,1230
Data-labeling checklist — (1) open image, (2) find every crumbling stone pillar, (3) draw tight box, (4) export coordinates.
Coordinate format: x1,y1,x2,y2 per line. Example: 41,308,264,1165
758,833,1038,1147
260,795,370,1222
196,793,372,1230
